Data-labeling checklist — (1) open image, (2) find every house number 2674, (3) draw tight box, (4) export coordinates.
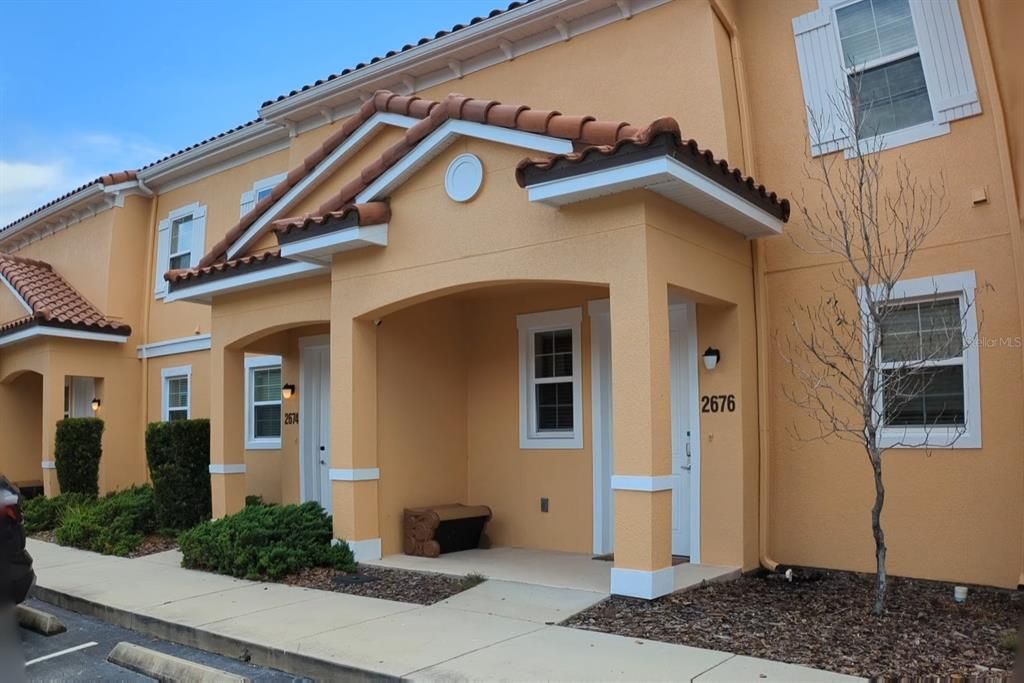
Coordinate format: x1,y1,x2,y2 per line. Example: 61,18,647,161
701,395,736,413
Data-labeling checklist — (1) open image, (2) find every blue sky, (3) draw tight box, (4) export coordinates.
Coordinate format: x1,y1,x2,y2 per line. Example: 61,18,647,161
0,0,501,226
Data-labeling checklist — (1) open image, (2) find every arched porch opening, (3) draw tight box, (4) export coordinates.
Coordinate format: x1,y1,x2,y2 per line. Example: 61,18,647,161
0,369,44,494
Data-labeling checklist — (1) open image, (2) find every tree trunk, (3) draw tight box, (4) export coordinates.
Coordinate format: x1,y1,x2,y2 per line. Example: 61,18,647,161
870,451,887,615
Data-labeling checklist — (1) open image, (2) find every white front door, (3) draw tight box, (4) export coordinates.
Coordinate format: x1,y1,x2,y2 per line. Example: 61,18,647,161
669,305,693,557
301,341,332,511
590,301,699,560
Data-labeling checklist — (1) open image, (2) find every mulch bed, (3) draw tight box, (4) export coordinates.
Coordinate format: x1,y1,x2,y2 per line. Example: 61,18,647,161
283,565,479,605
127,534,178,558
29,531,56,544
564,569,1021,679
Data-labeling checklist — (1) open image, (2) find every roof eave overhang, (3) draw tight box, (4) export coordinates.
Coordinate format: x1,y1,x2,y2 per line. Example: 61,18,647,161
165,260,327,305
0,321,130,349
279,223,389,265
525,156,786,239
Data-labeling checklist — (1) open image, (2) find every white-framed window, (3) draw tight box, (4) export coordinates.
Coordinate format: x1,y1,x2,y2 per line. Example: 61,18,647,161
861,271,980,449
240,173,286,217
155,202,207,298
517,307,583,449
245,355,282,450
161,365,192,422
793,0,980,157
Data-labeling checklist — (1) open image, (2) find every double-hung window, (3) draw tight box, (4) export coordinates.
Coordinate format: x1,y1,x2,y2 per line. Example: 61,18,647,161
154,203,206,298
518,308,583,449
162,366,191,422
793,0,981,156
246,356,282,449
863,271,980,448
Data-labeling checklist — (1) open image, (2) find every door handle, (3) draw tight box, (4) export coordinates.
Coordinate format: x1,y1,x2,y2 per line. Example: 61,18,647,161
319,446,325,451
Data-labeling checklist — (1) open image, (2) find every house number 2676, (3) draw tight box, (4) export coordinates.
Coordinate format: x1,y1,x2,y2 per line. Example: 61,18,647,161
701,395,736,413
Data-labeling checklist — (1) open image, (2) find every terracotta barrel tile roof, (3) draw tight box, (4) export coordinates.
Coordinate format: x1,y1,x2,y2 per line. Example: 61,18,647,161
515,117,791,222
273,202,391,238
200,90,640,269
1,171,137,233
165,249,288,285
0,253,131,337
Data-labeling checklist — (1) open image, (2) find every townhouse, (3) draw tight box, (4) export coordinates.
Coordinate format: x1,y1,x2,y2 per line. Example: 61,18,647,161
1,0,1021,598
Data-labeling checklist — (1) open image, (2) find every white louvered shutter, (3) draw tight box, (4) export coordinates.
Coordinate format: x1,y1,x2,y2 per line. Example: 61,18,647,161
910,0,981,123
189,205,207,268
240,190,256,217
793,8,851,156
154,218,171,297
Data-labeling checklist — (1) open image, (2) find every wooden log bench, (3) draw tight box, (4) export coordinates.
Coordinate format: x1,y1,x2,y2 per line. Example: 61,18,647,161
403,504,492,557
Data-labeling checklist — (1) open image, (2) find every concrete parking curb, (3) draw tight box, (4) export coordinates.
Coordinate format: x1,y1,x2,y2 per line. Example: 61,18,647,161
32,585,394,682
108,641,250,683
16,603,66,635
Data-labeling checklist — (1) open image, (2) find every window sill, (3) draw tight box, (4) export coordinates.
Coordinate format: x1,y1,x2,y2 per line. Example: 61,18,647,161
844,120,950,159
878,426,980,450
520,433,583,450
246,439,282,451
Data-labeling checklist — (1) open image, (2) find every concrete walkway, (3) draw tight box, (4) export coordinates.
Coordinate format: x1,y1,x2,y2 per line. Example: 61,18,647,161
28,540,861,682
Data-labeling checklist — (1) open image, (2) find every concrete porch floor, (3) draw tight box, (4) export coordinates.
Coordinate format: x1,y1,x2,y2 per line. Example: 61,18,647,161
366,547,741,594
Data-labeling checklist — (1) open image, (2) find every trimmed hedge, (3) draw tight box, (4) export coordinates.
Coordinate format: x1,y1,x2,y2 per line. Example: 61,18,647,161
179,501,356,580
145,419,211,531
22,492,95,533
55,418,104,496
54,485,157,556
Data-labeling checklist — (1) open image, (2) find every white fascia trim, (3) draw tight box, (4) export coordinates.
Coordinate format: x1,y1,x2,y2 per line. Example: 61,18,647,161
209,463,247,475
164,260,327,304
329,468,381,481
137,334,212,359
343,537,383,562
357,119,573,203
0,183,106,244
0,325,129,349
526,156,785,238
611,475,675,492
610,566,675,599
41,460,56,470
279,224,388,264
0,274,33,314
225,112,418,261
859,270,981,450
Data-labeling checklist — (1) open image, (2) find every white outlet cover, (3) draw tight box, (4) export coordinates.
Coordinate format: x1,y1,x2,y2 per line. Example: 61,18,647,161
445,153,484,202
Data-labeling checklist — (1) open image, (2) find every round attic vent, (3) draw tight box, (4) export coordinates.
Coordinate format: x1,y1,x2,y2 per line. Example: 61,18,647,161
445,154,484,202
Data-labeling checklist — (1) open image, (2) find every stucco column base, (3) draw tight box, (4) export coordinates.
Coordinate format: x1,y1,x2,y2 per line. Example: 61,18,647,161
331,479,380,559
612,489,673,598
41,466,60,497
210,471,246,519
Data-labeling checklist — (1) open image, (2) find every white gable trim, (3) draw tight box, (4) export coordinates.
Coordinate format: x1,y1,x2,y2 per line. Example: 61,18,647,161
137,334,213,359
225,112,419,261
356,120,573,203
0,325,129,349
524,156,785,239
280,224,389,265
0,275,33,314
164,260,327,304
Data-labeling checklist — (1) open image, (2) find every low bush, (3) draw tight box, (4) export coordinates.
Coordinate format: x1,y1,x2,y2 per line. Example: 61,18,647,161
245,495,265,507
54,485,157,556
145,419,211,531
55,418,104,496
179,501,355,580
22,492,95,533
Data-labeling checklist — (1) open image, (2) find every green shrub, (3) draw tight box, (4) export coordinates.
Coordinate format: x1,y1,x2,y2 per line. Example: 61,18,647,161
178,501,355,580
145,419,211,531
22,492,95,533
54,418,104,496
245,495,265,508
54,485,157,556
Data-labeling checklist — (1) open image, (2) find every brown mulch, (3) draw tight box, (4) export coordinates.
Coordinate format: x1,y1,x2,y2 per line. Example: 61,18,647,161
283,565,480,605
563,570,1021,679
127,534,178,558
29,530,56,544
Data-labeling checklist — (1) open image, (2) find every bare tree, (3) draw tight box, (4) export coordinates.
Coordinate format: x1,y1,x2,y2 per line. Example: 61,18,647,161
780,80,975,615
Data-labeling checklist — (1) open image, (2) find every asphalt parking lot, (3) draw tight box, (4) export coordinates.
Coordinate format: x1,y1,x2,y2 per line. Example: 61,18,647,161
17,598,305,681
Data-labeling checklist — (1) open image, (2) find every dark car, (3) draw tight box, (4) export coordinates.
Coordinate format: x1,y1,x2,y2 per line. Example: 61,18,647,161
0,477,35,605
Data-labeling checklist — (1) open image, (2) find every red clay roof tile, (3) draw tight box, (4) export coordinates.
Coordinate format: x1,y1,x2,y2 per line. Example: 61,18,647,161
0,253,131,337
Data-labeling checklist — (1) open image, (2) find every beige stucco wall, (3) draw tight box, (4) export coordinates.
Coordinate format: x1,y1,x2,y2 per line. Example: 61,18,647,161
0,370,43,485
738,0,1024,587
0,280,28,325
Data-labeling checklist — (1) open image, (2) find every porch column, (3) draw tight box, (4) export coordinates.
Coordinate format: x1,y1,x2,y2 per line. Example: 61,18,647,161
210,343,246,518
40,372,64,496
609,274,674,599
330,316,381,561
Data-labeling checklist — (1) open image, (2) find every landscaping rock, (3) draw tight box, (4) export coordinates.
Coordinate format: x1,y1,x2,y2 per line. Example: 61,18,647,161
284,564,476,605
